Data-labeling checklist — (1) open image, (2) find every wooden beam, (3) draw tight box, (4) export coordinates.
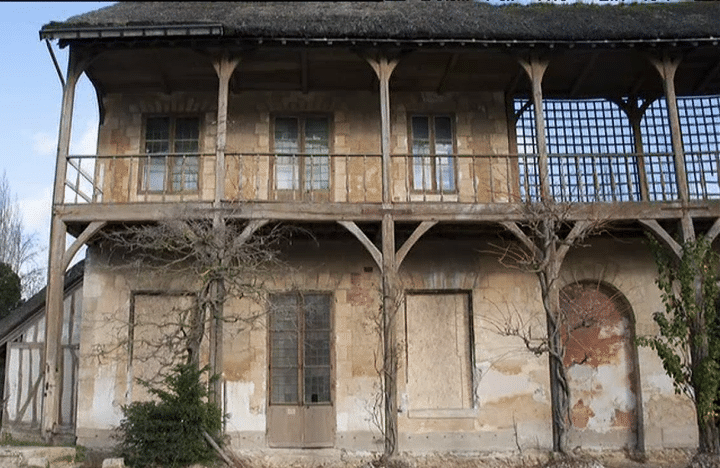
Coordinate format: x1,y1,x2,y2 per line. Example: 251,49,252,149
518,55,550,202
638,219,682,261
694,57,720,94
366,55,399,207
569,52,598,97
55,199,720,225
396,220,437,269
338,221,383,269
62,221,106,271
43,45,91,441
500,221,541,258
301,50,309,94
556,220,592,262
649,55,690,207
436,52,459,95
236,219,269,245
705,218,720,244
213,54,241,207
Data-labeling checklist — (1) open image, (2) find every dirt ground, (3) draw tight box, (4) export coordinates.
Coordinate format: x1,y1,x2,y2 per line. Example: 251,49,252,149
193,449,702,468
81,448,709,468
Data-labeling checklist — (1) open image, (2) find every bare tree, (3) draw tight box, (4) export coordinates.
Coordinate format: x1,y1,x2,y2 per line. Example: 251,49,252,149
0,171,43,298
494,199,604,453
99,209,290,397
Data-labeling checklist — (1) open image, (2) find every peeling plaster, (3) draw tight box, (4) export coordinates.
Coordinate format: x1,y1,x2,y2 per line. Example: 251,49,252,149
225,381,265,432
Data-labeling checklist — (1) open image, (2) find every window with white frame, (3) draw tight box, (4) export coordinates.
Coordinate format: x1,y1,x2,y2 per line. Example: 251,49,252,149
141,116,200,192
273,116,330,191
410,115,456,192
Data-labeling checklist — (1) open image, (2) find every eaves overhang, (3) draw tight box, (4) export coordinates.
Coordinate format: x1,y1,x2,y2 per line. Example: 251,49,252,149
39,23,224,42
39,28,719,52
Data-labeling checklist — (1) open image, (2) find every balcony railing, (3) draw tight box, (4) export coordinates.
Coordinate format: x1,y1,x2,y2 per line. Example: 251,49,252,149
63,151,720,207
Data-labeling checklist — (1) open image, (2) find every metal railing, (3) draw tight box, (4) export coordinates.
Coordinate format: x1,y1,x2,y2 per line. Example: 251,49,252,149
63,151,719,206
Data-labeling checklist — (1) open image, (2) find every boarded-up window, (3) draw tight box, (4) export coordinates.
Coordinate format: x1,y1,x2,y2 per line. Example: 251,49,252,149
129,292,197,401
405,292,473,412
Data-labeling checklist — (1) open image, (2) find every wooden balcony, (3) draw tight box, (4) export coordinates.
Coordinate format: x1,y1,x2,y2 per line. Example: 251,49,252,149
58,150,720,227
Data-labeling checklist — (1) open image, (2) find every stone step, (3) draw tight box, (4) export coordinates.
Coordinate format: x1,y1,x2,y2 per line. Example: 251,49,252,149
0,446,80,468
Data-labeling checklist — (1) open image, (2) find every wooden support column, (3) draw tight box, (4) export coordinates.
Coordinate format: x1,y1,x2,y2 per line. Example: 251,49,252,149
617,98,653,202
210,54,240,404
380,213,397,457
518,56,550,202
366,55,399,207
651,55,695,242
42,46,87,441
212,54,240,206
338,218,435,457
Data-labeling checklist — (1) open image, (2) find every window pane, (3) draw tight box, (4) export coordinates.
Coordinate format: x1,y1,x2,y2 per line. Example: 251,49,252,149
436,156,455,191
411,116,430,155
304,366,330,404
271,368,299,404
172,156,199,191
304,118,330,190
270,295,299,404
305,118,329,154
145,117,170,152
275,118,300,190
304,295,331,330
434,116,453,152
275,118,299,154
174,118,200,144
145,156,166,191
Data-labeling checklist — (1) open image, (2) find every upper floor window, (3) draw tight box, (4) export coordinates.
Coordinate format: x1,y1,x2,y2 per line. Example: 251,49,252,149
273,116,330,191
141,116,200,192
410,115,456,192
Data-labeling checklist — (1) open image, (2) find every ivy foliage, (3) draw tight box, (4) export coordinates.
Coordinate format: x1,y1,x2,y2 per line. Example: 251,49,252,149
116,363,223,468
638,236,720,427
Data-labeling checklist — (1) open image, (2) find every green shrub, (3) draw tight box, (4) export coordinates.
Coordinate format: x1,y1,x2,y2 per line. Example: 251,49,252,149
116,363,223,467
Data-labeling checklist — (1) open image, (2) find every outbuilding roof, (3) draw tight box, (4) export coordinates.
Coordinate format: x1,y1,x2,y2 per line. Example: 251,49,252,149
40,1,720,45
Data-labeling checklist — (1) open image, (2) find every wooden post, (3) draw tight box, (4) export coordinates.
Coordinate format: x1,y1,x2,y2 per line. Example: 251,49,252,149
381,213,397,457
366,53,400,457
366,55,398,207
519,56,550,202
42,46,86,441
651,55,695,242
212,54,240,206
210,54,240,403
618,98,652,202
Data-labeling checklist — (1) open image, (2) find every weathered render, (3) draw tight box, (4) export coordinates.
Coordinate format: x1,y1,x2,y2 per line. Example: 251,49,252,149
32,0,720,458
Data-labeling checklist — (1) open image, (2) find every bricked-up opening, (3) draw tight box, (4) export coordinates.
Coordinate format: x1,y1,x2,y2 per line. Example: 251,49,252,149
129,292,198,402
560,281,640,448
404,292,473,414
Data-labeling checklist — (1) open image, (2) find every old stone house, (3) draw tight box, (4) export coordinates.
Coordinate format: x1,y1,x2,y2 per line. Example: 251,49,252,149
30,0,720,457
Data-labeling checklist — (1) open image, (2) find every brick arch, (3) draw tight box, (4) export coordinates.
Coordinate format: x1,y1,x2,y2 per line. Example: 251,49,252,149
560,280,643,450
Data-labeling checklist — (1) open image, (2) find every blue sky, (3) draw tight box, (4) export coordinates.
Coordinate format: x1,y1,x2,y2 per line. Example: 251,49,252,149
0,2,112,260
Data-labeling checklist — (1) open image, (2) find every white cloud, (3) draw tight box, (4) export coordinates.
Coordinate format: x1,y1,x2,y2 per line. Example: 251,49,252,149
32,131,57,157
70,119,99,156
18,184,52,243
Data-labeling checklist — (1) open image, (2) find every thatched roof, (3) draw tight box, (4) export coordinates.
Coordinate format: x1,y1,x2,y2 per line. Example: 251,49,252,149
40,1,720,44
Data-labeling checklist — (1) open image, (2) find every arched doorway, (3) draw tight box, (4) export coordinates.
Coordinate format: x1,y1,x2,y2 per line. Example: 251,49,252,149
560,281,642,450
